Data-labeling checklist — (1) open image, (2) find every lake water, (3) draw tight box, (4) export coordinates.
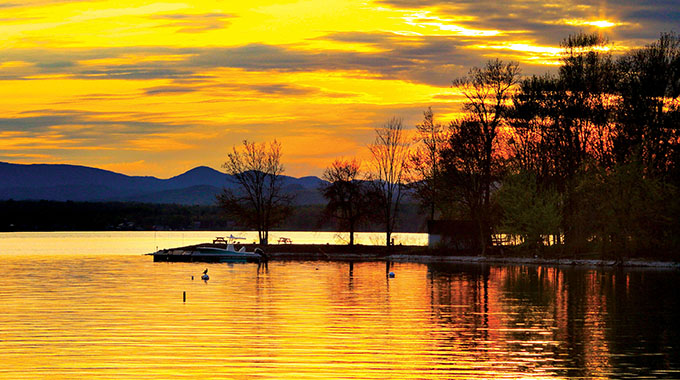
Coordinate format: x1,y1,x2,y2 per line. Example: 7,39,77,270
0,231,428,255
0,232,678,379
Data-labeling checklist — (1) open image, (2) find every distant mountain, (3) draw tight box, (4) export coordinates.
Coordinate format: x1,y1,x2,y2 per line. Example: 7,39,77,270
0,162,327,206
0,162,160,191
164,166,229,189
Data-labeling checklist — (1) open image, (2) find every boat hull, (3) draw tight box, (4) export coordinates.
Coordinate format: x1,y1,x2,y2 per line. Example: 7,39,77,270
152,247,265,263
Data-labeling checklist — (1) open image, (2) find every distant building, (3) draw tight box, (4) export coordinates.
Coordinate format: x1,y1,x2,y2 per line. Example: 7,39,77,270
427,220,481,251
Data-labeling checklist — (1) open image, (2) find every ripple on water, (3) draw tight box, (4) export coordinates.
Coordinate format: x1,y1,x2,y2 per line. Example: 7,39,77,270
0,255,678,379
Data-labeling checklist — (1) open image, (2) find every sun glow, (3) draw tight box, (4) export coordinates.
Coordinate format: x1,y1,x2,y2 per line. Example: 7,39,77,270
562,19,624,28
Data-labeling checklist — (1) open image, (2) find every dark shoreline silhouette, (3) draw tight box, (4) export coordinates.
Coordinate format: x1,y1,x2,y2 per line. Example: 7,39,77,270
0,199,427,233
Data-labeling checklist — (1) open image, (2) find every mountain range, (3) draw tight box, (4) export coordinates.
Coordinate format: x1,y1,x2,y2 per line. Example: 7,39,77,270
0,162,327,205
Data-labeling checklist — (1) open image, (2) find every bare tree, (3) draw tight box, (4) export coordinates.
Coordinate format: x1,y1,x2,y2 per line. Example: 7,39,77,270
218,139,293,245
321,158,376,246
409,107,448,220
369,117,411,246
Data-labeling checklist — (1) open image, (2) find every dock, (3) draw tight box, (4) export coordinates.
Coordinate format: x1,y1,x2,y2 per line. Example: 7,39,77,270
149,242,430,262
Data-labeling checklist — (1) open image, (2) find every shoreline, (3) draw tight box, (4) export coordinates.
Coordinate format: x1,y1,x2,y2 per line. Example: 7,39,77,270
148,241,680,269
240,244,680,269
383,254,680,269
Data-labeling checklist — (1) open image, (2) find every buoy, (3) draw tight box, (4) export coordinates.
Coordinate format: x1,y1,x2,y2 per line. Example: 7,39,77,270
388,272,395,278
191,275,194,280
201,268,209,281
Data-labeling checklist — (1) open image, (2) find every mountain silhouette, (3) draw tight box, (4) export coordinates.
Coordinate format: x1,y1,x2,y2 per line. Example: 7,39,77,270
0,162,326,205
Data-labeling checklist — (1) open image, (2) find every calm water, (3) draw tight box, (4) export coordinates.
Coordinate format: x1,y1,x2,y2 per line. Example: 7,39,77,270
0,231,427,255
0,232,678,379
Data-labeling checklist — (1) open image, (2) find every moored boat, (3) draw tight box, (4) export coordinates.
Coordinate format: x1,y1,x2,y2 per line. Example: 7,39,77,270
150,242,266,263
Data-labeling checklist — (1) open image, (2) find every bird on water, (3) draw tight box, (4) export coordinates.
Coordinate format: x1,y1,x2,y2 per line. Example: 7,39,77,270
201,268,209,281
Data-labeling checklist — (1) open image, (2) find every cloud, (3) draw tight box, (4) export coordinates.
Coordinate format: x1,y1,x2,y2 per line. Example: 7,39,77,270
0,110,191,135
186,39,477,86
140,80,357,99
144,85,198,96
76,67,201,80
241,83,358,98
189,44,319,71
35,61,77,70
152,12,235,33
0,46,198,80
376,0,680,47
0,113,82,130
0,39,473,86
74,93,139,101
0,109,219,172
246,84,318,96
0,152,53,160
1,0,677,88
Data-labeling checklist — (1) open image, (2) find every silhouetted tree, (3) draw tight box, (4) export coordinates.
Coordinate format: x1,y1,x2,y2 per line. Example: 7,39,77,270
615,32,680,180
321,158,376,245
409,107,448,220
555,33,618,250
558,33,618,170
506,33,617,251
218,140,293,245
448,59,520,253
439,117,496,250
369,117,410,246
489,31,680,258
508,74,563,185
510,33,616,183
507,76,568,246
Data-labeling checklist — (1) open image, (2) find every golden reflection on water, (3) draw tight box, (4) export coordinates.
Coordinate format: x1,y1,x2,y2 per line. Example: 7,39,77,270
0,231,428,256
0,247,678,378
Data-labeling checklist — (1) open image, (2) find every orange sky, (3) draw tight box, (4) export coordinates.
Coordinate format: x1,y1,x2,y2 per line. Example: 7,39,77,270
0,0,674,178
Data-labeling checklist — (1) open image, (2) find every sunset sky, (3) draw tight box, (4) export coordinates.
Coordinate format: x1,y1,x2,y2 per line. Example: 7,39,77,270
0,0,677,178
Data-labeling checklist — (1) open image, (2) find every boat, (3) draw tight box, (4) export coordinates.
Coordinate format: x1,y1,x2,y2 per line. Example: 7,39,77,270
150,242,267,263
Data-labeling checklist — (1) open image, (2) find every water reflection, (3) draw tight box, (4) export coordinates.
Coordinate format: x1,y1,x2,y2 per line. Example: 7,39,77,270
425,263,680,379
0,254,677,379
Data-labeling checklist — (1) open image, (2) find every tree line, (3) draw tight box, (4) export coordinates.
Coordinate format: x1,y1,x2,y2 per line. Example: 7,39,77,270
0,200,427,232
222,32,680,259
424,32,680,258
0,200,229,231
